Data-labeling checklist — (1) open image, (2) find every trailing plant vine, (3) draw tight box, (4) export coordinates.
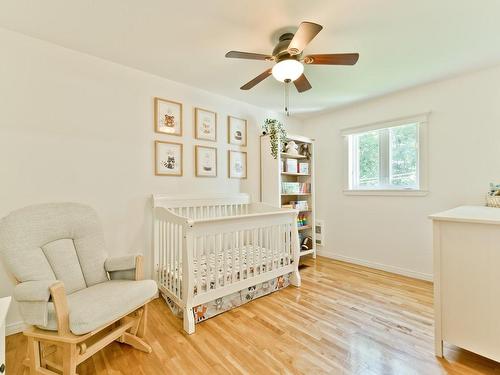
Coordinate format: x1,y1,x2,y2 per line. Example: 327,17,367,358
262,118,287,159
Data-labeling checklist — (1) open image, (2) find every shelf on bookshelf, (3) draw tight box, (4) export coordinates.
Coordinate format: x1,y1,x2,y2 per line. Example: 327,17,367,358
281,193,311,196
281,172,310,176
298,225,312,231
280,153,307,159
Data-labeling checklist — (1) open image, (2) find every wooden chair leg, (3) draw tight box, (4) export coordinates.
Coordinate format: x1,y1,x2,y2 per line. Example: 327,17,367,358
121,332,152,353
27,337,41,374
137,304,148,338
62,343,77,375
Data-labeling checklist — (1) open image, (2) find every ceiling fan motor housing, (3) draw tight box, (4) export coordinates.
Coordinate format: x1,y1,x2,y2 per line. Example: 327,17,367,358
273,33,301,61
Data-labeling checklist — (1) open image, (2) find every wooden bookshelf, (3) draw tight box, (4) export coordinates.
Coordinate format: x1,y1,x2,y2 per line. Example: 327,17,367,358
261,134,316,259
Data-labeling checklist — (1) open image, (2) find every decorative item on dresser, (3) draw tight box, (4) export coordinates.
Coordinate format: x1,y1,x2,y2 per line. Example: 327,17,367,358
430,205,500,362
152,194,301,334
194,107,217,142
0,297,10,375
0,203,158,375
261,133,316,258
154,97,183,136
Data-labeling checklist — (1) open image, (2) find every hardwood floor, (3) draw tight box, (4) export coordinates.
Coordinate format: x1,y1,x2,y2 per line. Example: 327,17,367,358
6,257,500,374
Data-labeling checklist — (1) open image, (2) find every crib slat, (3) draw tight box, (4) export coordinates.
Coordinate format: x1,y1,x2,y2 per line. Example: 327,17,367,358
195,236,200,295
169,222,173,293
260,227,264,273
273,225,280,269
164,221,168,290
174,223,178,297
231,231,236,283
167,222,171,290
215,234,220,289
173,223,178,295
245,230,250,279
279,224,284,267
285,223,290,265
158,220,162,286
222,233,227,286
165,221,169,286
211,234,216,290
238,230,244,281
177,224,182,298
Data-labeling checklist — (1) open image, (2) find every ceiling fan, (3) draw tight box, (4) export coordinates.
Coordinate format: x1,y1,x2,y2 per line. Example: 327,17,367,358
225,21,359,93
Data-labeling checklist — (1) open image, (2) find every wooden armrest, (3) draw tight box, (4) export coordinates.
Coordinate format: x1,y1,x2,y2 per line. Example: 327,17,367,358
49,281,70,335
135,255,144,281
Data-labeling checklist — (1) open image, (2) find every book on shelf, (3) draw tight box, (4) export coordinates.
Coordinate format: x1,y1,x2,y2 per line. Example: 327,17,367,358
281,182,310,194
285,158,298,173
289,200,309,211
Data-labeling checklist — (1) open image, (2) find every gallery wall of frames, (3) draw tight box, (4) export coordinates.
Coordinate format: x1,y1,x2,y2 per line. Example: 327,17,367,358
154,97,248,178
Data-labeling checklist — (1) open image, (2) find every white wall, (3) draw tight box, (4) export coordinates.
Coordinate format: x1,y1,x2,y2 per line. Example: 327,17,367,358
0,28,302,332
305,64,500,280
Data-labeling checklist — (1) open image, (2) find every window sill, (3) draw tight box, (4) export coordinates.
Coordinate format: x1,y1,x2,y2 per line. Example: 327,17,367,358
343,189,429,197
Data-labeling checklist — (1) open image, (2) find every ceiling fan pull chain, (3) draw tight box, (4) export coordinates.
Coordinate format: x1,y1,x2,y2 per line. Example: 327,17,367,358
284,78,290,116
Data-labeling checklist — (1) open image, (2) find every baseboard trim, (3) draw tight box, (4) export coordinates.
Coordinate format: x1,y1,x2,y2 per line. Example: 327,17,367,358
317,249,433,282
6,320,26,336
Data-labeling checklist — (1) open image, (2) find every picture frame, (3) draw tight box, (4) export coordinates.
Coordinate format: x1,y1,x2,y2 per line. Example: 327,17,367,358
195,145,217,177
195,107,217,141
228,150,247,179
227,116,247,146
155,140,183,176
154,97,182,136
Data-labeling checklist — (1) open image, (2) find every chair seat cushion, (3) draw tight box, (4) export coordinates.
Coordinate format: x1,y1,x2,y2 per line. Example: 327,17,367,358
41,279,157,335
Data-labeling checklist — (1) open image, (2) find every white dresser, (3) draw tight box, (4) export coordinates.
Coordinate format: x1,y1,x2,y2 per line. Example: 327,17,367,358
430,206,500,361
0,297,10,375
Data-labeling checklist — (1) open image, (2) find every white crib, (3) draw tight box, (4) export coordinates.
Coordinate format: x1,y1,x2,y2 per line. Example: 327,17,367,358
152,194,301,334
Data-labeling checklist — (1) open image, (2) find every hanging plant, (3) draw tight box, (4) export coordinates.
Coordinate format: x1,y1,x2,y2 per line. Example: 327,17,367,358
262,118,287,159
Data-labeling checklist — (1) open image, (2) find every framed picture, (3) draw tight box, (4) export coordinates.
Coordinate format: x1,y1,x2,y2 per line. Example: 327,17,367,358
228,150,247,179
195,146,217,177
195,107,217,141
154,97,182,136
155,141,183,176
228,116,247,146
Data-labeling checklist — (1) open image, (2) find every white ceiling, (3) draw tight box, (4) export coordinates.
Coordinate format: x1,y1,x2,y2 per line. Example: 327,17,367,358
1,0,500,115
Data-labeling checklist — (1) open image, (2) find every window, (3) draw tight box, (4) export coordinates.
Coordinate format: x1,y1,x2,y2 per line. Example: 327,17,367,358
343,114,428,195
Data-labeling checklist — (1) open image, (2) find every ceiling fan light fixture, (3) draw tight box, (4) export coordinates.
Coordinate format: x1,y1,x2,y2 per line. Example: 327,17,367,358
271,59,304,82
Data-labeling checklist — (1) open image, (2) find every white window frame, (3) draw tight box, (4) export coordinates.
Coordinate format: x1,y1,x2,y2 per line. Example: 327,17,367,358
342,113,430,196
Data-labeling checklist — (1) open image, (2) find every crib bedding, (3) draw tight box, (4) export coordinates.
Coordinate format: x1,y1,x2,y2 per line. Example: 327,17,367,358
163,273,291,324
160,246,291,295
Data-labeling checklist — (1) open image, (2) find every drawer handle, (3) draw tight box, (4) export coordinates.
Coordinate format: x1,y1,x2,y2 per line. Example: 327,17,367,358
0,363,5,373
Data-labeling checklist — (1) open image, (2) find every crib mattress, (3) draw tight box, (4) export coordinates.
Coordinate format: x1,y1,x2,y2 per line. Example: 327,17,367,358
159,246,290,295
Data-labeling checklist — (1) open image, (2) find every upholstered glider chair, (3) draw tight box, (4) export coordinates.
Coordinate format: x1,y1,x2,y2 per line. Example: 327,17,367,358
0,203,157,375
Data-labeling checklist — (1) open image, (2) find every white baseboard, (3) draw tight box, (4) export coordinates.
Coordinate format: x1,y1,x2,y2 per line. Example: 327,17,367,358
317,249,433,282
6,320,26,336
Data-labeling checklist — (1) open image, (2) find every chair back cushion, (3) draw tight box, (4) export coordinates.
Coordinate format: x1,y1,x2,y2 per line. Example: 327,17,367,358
0,203,108,293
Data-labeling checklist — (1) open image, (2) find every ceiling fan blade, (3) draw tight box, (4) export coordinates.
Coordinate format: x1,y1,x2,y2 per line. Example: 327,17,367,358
225,51,272,61
240,69,272,90
303,53,359,65
293,74,312,93
287,22,323,55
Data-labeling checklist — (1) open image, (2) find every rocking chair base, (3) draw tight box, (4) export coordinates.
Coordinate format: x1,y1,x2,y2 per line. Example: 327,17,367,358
23,303,151,375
